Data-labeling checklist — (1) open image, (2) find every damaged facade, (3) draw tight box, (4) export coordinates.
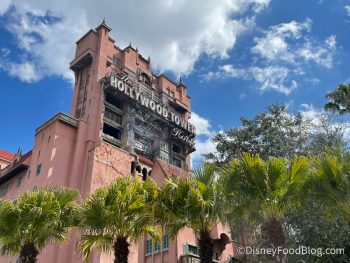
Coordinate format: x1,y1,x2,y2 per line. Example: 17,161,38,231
0,22,239,263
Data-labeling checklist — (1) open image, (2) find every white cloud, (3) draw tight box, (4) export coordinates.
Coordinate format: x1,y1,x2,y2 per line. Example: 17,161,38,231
0,0,271,83
345,5,350,16
251,19,312,62
8,62,41,83
299,104,350,141
298,35,337,68
205,19,337,95
0,0,11,15
206,64,297,95
299,104,322,126
252,19,336,68
250,66,297,94
189,112,217,165
190,112,213,136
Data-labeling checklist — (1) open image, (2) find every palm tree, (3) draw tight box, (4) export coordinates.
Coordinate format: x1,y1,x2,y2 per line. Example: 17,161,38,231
221,153,308,262
158,163,221,263
0,187,78,263
77,176,158,263
306,150,350,221
324,83,350,115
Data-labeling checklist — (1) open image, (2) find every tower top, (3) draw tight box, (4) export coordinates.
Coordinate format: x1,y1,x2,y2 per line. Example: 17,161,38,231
95,19,111,32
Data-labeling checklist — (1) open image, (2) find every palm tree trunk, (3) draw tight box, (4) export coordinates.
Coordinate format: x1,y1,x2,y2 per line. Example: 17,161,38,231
19,242,39,263
261,218,286,263
198,230,213,263
114,237,129,263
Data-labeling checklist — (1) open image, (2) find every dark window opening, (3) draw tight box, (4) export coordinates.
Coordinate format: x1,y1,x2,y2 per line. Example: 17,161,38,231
103,123,122,141
162,235,168,249
188,244,199,255
172,158,181,168
17,175,23,188
106,60,112,67
113,56,121,69
131,161,137,173
105,93,123,110
104,108,122,124
172,143,181,154
36,164,42,176
142,167,148,181
141,73,151,86
0,183,9,197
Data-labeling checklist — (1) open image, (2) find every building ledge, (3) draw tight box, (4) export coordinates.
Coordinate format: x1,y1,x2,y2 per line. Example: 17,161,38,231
35,113,78,135
70,48,95,71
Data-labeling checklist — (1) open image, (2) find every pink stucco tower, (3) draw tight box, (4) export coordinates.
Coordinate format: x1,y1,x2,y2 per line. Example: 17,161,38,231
0,22,240,263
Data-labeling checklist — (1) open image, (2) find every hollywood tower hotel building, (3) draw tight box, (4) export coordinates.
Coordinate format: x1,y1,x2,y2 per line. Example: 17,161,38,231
0,22,239,263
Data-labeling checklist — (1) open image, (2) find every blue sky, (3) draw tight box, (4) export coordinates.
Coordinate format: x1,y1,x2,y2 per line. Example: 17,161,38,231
1,0,350,164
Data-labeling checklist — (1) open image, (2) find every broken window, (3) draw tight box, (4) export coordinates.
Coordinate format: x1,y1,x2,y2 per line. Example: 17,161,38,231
140,73,151,86
105,93,123,110
172,143,181,154
105,108,122,125
103,123,122,141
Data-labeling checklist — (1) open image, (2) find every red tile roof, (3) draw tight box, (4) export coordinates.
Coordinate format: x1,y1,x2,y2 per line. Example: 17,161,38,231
138,155,154,166
156,158,192,178
0,150,15,161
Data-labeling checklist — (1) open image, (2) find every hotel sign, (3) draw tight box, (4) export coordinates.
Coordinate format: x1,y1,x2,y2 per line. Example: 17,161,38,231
105,74,196,148
172,128,195,149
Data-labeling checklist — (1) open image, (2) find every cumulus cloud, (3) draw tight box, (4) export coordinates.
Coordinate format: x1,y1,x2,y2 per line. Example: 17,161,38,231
205,19,337,95
251,19,312,62
250,66,298,94
0,0,271,83
190,112,213,136
189,112,217,166
206,64,297,95
252,19,336,68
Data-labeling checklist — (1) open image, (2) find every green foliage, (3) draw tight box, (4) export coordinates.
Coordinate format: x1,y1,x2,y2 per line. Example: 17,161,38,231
221,153,308,227
306,150,350,221
206,104,347,163
157,164,221,263
0,187,78,255
325,83,350,115
77,176,159,259
285,202,350,263
158,164,221,237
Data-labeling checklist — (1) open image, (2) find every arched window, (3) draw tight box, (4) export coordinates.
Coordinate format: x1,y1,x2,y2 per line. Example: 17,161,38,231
140,73,151,86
